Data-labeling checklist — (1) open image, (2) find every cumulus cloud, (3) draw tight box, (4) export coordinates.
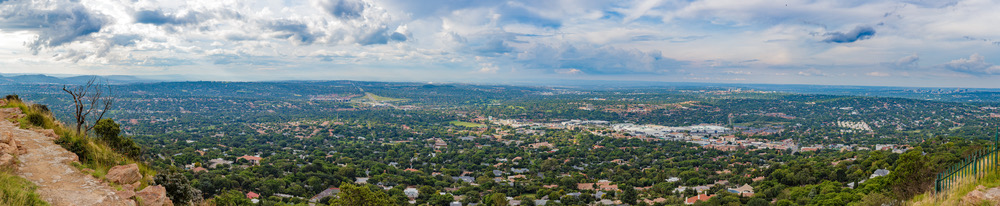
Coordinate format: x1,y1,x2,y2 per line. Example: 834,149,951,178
0,0,110,54
883,54,919,70
944,53,1000,75
823,26,876,43
320,0,369,20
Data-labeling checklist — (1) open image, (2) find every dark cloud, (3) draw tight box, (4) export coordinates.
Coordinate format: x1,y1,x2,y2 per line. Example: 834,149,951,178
320,0,368,19
823,26,876,43
134,10,201,25
0,1,110,54
265,20,320,44
944,53,1000,75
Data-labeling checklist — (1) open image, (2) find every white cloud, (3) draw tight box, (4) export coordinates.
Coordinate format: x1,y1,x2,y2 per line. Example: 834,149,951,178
944,53,1000,75
556,68,582,74
866,71,890,77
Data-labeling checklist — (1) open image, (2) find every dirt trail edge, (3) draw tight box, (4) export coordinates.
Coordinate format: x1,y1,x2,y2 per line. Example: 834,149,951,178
1,115,127,205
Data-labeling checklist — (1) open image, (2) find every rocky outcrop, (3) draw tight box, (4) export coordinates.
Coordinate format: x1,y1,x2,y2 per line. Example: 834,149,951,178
107,163,142,184
0,107,23,119
135,185,173,206
30,128,59,140
0,130,25,168
962,185,1000,205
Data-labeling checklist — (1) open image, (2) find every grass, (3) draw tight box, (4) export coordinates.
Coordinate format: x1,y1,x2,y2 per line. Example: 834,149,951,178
0,170,49,206
910,171,1000,205
449,120,486,128
3,97,155,191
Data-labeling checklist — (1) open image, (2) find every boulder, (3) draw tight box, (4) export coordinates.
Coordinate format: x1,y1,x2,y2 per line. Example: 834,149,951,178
118,189,136,200
61,152,79,164
0,153,15,168
31,128,58,139
963,185,1000,205
135,185,173,206
0,131,9,143
0,143,11,154
107,163,142,184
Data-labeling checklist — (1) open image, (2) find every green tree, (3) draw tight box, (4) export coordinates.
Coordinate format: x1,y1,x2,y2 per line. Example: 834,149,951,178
747,198,770,206
154,170,203,205
94,118,120,142
213,190,252,206
889,148,932,199
485,193,508,206
621,185,638,205
330,183,393,206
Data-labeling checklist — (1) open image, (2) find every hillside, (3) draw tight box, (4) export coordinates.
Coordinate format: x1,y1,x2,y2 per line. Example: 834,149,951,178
0,96,168,206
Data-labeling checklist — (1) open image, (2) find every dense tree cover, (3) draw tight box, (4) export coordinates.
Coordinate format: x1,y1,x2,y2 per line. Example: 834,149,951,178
3,81,997,205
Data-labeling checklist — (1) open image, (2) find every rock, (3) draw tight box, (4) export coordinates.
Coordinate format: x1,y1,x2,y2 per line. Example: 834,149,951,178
964,189,987,205
83,168,95,173
135,185,173,206
31,128,58,139
0,143,11,154
0,153,15,168
106,163,142,184
962,185,1000,205
984,187,1000,203
0,131,9,143
118,189,136,199
61,152,79,164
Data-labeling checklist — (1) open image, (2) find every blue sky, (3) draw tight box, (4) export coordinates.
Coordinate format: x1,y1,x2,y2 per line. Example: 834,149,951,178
0,0,999,87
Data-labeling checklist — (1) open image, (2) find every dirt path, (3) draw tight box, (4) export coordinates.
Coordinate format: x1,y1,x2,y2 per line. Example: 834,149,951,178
1,114,127,205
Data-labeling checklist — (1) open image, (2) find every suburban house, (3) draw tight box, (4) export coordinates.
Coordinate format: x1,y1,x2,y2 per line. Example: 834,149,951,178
870,169,891,179
727,184,755,197
238,155,263,165
685,194,715,205
309,187,340,203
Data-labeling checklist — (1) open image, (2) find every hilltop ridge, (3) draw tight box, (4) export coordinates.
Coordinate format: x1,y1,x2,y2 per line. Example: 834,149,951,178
0,96,168,206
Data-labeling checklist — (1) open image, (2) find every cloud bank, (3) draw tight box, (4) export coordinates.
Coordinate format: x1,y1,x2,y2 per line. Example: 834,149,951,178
0,0,997,87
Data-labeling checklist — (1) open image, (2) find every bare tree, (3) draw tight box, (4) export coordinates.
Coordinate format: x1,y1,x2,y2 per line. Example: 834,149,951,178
62,77,115,135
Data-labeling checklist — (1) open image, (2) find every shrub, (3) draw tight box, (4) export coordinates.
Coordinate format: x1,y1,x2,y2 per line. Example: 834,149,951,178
4,94,19,102
26,113,45,127
154,171,203,205
29,104,49,114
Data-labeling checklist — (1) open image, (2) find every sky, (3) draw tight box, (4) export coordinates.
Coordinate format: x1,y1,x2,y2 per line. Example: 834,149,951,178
0,0,999,87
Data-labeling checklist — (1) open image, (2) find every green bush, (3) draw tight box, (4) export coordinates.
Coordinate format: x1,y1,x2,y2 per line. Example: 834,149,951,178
29,104,49,114
4,94,19,102
154,171,203,205
26,113,45,127
55,135,88,162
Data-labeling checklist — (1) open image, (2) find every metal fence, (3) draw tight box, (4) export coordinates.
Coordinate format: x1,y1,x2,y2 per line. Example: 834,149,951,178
934,133,999,193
